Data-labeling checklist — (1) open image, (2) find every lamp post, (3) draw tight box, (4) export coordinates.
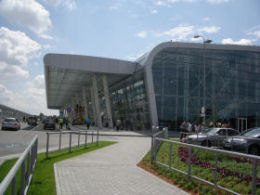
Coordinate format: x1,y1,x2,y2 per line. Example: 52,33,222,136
193,35,212,124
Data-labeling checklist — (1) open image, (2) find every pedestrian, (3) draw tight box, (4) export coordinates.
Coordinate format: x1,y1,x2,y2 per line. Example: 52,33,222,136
116,119,121,131
64,118,69,130
86,117,91,129
187,121,192,133
58,117,64,130
180,120,188,140
209,121,214,128
201,122,207,131
194,122,201,133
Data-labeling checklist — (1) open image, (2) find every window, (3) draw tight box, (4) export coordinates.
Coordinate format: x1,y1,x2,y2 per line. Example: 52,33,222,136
218,129,226,136
227,129,239,136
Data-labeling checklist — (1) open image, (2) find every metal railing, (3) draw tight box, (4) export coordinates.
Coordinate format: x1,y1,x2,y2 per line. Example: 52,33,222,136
46,130,99,159
0,136,38,195
151,126,168,162
151,135,260,195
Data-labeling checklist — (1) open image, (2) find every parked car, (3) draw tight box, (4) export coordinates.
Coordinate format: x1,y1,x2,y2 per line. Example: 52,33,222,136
1,118,21,130
27,116,37,126
43,118,55,130
223,127,260,155
184,127,239,147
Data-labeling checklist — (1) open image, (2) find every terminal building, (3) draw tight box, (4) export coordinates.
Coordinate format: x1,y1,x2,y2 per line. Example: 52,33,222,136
0,104,30,122
44,42,260,131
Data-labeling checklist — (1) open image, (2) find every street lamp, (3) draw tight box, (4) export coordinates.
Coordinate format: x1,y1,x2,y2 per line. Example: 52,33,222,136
193,35,212,124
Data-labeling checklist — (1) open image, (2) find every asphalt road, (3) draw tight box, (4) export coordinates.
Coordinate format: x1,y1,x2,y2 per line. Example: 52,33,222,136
0,124,95,160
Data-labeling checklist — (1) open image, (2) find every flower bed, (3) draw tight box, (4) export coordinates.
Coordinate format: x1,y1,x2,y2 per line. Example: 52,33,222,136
178,146,260,183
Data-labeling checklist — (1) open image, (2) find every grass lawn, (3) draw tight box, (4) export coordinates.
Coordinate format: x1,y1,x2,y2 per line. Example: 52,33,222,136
138,140,260,195
0,141,116,195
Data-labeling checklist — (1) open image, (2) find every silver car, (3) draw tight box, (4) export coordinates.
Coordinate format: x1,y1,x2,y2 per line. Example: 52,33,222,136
184,127,239,147
1,118,21,130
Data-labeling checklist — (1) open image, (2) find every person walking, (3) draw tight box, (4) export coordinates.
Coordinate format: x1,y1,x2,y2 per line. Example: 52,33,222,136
116,119,121,131
64,118,70,130
180,120,188,140
58,117,64,130
194,122,201,133
86,117,91,130
187,121,192,133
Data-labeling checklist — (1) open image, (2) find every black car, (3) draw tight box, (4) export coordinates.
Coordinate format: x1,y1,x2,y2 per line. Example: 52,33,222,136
28,116,37,126
184,128,239,147
224,127,260,155
43,118,56,130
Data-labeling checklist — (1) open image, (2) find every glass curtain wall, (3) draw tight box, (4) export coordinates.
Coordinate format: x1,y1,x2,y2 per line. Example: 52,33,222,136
152,47,260,130
110,70,150,130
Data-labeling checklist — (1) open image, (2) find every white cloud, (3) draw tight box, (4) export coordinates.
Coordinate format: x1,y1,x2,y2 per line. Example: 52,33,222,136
221,38,252,45
198,26,221,33
109,2,122,11
202,17,210,21
155,25,194,41
151,9,158,14
150,24,221,41
41,0,76,10
0,77,57,115
33,74,45,89
190,36,203,42
0,27,41,67
207,0,230,3
126,43,156,61
0,62,29,80
154,0,229,7
136,31,147,38
155,1,165,6
0,27,40,80
0,0,52,38
0,84,15,103
126,51,147,61
247,25,260,39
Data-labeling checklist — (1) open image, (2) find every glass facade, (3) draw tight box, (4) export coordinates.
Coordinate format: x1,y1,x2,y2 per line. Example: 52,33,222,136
152,47,260,130
109,70,150,130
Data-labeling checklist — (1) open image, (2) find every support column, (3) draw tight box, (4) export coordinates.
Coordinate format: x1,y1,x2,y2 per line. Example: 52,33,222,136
92,74,102,128
91,87,97,125
82,87,89,120
103,75,113,128
72,97,77,122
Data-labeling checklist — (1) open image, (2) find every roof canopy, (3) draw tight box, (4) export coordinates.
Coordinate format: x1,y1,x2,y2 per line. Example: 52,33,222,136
44,54,138,109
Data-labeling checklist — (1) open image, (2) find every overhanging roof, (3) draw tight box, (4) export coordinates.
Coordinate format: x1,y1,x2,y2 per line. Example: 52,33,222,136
44,54,138,109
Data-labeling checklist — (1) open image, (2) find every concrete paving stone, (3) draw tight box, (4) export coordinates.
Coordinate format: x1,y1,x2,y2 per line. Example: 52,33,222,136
55,133,189,195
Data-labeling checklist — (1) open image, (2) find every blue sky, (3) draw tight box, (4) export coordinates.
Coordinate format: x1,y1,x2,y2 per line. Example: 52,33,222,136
0,0,260,115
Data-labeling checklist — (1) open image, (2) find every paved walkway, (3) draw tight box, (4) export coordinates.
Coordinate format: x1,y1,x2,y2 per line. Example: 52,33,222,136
54,132,188,195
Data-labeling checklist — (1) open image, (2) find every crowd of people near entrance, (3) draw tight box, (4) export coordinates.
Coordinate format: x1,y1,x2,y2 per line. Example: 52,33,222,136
55,117,70,130
179,120,231,138
53,116,93,130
